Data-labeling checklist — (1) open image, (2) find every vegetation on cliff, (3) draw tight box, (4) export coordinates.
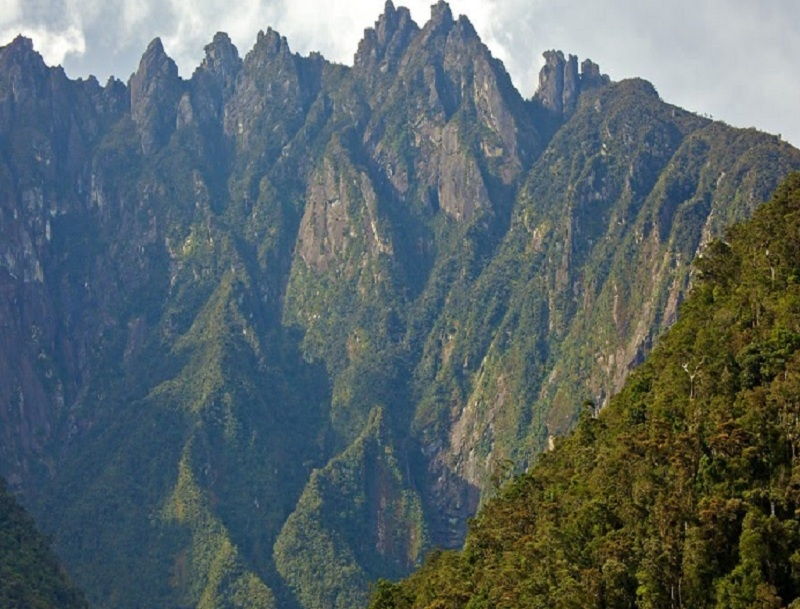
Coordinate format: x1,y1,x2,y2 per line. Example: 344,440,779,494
370,173,800,609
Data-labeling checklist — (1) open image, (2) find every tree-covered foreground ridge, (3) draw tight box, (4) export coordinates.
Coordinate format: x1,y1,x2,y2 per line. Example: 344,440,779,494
0,478,87,609
371,172,800,609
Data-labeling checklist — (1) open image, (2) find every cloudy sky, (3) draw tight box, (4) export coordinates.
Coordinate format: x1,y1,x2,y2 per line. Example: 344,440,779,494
2,0,798,146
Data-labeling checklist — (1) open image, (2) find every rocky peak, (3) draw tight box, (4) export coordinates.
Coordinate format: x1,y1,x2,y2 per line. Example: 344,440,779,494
238,27,298,80
223,26,323,149
134,37,174,75
187,32,241,125
234,26,297,91
430,0,454,27
353,0,418,76
453,14,478,40
99,76,129,116
2,34,35,59
533,50,571,116
580,58,609,89
533,50,609,120
198,32,241,84
0,35,50,101
253,27,292,60
129,37,183,153
414,0,454,47
0,35,46,70
438,12,494,109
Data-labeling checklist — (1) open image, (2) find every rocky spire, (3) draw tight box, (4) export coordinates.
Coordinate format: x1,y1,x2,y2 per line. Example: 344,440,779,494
129,38,183,153
354,1,418,71
562,53,579,114
184,32,242,126
2,35,36,60
580,58,610,90
198,32,241,92
430,0,454,26
533,50,609,120
252,27,292,60
534,50,569,116
223,26,323,149
0,36,50,102
453,13,478,40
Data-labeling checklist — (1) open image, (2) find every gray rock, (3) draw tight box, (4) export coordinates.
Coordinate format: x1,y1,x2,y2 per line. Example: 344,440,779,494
534,50,610,121
129,38,182,154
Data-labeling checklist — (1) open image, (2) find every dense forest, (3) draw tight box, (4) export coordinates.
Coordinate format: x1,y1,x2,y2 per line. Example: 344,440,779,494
0,478,87,609
370,173,800,609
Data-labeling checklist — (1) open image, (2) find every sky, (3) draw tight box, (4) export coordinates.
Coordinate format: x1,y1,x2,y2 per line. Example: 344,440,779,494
1,0,798,147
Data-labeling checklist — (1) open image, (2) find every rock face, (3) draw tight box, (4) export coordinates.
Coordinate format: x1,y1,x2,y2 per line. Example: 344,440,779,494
354,0,419,91
296,141,392,272
533,49,610,120
129,38,182,153
186,32,242,126
1,4,799,609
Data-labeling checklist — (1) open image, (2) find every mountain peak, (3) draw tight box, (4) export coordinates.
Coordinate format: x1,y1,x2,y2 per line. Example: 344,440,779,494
353,0,418,77
415,0,455,46
580,58,610,89
208,31,234,52
0,35,51,101
143,37,166,59
130,36,181,153
255,27,291,57
189,31,241,119
7,34,34,54
199,31,241,76
430,0,453,24
454,14,478,38
132,36,178,86
533,49,609,119
0,34,45,69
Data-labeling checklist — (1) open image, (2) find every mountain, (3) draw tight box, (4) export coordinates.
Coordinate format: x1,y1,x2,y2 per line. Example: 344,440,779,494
1,2,799,608
0,477,87,609
369,172,800,609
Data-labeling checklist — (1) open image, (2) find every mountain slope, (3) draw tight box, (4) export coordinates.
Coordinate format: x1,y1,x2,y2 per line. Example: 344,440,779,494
1,3,799,609
412,81,800,504
370,172,800,609
0,478,87,609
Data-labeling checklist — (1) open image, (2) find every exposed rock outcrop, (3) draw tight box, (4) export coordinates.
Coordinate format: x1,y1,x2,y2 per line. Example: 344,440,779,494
186,32,242,126
354,0,419,89
533,49,610,121
129,38,182,154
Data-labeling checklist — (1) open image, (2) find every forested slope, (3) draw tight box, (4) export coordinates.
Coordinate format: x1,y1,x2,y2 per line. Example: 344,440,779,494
0,478,87,609
370,173,800,609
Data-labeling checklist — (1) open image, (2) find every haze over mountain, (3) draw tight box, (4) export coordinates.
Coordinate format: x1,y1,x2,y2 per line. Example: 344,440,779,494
0,2,799,609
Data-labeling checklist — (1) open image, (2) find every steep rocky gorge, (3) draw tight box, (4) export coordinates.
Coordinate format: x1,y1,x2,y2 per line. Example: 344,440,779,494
1,2,800,608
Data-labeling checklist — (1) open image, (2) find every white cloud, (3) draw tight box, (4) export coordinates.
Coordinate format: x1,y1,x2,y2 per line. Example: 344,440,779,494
0,24,85,65
121,0,153,31
0,0,23,26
